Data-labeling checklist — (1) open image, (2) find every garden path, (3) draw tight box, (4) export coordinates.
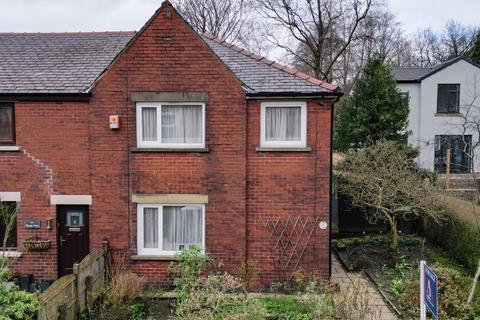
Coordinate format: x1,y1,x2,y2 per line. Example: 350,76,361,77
331,255,397,320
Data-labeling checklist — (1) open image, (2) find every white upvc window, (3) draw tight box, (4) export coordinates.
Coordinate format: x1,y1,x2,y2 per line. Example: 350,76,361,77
136,102,205,148
137,204,205,256
260,101,307,148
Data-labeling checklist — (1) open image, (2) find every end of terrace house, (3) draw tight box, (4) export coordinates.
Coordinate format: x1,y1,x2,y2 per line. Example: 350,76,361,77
0,1,341,287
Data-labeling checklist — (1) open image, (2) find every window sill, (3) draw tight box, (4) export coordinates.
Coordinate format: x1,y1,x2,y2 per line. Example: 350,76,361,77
0,250,22,258
0,146,20,152
434,112,462,117
256,146,312,152
130,255,179,261
130,147,209,153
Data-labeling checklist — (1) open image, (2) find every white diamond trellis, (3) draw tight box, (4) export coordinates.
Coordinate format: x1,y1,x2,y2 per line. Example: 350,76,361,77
259,215,320,281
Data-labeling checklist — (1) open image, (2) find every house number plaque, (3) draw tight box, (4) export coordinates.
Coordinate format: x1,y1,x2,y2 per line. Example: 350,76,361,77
24,220,41,229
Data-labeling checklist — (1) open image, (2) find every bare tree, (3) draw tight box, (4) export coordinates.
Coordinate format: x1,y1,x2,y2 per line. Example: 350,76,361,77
337,140,447,251
411,21,478,67
175,0,253,43
411,29,439,67
338,8,415,91
442,20,478,59
255,0,374,82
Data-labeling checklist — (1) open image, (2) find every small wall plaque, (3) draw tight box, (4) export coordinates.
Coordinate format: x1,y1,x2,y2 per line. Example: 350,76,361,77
25,220,41,229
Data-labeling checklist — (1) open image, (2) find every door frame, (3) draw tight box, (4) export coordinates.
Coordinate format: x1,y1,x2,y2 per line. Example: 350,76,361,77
56,205,90,278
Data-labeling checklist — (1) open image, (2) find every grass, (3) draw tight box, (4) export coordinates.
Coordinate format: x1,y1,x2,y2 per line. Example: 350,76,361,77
447,195,480,228
259,295,313,319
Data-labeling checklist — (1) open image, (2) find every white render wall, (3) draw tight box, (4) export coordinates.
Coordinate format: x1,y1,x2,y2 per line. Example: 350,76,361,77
398,60,480,172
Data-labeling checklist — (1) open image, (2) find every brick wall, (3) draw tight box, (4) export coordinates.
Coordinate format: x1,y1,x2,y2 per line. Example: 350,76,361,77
246,100,332,286
0,102,90,279
87,3,247,283
0,2,333,285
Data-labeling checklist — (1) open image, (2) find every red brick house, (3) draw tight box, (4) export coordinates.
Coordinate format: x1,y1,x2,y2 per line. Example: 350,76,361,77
0,1,340,286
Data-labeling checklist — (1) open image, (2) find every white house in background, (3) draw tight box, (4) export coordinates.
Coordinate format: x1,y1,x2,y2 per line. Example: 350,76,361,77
392,57,480,174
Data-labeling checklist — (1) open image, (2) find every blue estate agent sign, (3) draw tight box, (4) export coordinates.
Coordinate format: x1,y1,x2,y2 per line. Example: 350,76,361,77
423,262,438,319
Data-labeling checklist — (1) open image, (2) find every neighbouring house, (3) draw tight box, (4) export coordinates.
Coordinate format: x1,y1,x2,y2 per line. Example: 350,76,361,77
0,1,341,287
393,57,480,176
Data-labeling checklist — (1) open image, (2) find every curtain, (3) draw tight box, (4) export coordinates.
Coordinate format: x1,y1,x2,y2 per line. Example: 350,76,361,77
163,206,203,251
144,208,158,248
142,107,157,141
265,107,301,141
162,105,202,143
0,106,12,142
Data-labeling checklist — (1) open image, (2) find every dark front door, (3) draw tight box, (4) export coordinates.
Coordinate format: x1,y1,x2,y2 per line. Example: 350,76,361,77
57,205,89,277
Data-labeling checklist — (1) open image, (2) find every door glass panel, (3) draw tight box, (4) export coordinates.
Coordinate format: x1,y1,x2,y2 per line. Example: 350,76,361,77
66,211,84,226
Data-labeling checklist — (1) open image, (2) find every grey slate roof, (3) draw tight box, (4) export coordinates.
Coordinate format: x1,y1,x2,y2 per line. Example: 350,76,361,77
391,67,432,82
0,31,338,95
392,57,480,82
202,35,338,95
0,32,133,94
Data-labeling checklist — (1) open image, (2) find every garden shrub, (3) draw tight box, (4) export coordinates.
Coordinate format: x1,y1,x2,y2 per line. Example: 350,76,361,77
84,272,145,320
0,281,39,320
168,245,212,301
425,214,480,274
333,234,422,251
0,263,39,320
174,272,267,320
170,247,381,320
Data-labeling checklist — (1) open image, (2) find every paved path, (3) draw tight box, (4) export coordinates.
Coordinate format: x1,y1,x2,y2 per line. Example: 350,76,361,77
331,255,397,320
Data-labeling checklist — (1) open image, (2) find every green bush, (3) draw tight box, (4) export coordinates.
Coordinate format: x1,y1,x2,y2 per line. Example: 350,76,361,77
425,215,480,274
127,303,153,320
0,282,39,320
168,245,213,302
332,234,423,251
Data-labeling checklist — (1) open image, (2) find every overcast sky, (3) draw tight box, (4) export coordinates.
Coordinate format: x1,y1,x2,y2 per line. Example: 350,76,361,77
0,0,479,34
388,0,480,34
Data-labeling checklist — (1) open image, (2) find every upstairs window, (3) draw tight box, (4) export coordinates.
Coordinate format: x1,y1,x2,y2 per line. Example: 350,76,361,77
260,102,307,148
437,84,460,113
0,104,14,145
136,103,205,148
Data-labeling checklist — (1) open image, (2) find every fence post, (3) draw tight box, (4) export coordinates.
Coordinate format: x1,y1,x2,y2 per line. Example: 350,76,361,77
446,148,451,191
102,240,109,283
73,263,80,318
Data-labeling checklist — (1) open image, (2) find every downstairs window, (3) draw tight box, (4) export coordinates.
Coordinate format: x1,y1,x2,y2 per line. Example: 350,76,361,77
137,204,204,256
0,202,17,249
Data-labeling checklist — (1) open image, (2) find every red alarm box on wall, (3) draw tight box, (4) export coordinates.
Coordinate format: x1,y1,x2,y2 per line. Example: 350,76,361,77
109,115,120,130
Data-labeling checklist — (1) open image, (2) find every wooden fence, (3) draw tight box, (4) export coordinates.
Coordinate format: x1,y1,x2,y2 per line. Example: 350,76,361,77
37,241,109,320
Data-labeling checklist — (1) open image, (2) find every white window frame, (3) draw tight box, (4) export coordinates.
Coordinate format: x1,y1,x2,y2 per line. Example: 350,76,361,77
136,102,206,149
260,101,307,148
137,203,205,256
